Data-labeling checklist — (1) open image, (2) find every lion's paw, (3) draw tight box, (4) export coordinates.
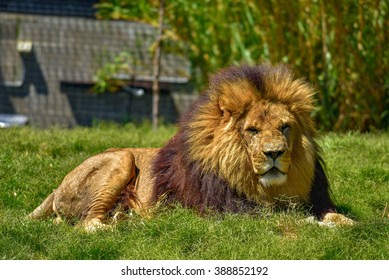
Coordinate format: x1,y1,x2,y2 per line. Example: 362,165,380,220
53,216,63,225
304,213,355,227
322,212,355,226
81,218,113,233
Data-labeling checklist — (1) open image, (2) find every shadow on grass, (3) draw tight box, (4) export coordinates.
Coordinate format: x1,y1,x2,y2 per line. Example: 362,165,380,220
335,203,357,220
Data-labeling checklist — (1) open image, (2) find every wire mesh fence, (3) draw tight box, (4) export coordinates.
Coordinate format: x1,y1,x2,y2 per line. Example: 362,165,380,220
0,0,192,127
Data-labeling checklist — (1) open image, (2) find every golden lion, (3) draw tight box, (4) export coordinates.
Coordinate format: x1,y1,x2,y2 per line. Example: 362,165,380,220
29,64,354,231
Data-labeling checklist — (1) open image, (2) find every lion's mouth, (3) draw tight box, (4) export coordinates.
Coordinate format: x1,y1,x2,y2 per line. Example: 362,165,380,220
262,167,285,176
259,167,287,187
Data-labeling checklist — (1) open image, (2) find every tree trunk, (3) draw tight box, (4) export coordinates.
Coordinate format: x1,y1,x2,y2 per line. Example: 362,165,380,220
152,0,164,130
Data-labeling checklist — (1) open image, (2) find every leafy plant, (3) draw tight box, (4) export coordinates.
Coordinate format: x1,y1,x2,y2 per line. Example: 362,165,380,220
93,0,388,131
93,52,134,94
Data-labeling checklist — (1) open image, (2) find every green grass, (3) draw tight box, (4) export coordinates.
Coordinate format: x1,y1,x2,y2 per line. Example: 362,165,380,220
1,125,388,260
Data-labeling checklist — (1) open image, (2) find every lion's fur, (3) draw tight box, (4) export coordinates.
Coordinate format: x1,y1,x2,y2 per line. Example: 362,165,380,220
29,64,354,231
151,64,324,213
28,148,158,230
188,65,317,203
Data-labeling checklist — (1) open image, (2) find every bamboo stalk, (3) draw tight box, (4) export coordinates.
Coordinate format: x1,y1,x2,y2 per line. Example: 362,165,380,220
152,0,164,130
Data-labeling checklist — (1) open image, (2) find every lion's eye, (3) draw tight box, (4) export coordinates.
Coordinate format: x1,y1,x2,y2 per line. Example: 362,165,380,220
247,127,259,135
281,125,290,135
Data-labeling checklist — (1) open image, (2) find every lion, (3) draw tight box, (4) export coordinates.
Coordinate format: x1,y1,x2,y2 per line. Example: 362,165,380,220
28,64,354,231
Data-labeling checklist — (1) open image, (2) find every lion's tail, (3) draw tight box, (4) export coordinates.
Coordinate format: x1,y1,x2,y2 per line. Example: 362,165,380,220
27,192,55,220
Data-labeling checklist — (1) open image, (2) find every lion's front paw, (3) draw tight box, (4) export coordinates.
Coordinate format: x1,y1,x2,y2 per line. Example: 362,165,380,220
322,212,355,226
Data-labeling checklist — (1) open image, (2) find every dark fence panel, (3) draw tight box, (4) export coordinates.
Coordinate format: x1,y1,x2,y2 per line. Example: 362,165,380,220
0,0,192,127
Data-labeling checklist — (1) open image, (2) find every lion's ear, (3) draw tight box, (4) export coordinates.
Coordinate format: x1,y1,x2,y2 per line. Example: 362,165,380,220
217,80,257,118
219,98,232,119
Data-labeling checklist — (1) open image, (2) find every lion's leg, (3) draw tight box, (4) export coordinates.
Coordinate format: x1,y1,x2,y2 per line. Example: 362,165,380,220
52,200,63,225
46,149,139,232
310,159,354,226
310,159,335,218
76,149,138,231
27,192,55,220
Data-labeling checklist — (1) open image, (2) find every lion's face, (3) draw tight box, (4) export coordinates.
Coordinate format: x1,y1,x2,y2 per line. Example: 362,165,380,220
241,102,295,187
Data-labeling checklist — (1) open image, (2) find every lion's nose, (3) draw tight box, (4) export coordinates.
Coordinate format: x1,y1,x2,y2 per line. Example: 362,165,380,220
264,150,285,160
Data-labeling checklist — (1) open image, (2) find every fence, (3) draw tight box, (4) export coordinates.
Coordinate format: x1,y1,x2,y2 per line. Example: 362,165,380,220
0,0,192,127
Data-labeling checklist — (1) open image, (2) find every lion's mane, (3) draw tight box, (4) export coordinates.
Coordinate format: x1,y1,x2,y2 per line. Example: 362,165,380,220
152,64,334,218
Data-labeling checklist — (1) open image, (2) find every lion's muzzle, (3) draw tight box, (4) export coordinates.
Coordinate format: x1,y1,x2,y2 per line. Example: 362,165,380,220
251,140,290,187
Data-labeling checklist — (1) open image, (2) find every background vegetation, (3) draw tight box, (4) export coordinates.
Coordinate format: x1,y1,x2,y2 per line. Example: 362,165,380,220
94,0,388,132
1,125,388,259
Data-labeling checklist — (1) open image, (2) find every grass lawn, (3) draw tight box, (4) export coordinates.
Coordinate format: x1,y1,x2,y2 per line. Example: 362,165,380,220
0,124,388,260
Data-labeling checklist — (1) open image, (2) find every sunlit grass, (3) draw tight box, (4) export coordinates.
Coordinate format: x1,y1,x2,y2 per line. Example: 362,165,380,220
0,126,388,260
